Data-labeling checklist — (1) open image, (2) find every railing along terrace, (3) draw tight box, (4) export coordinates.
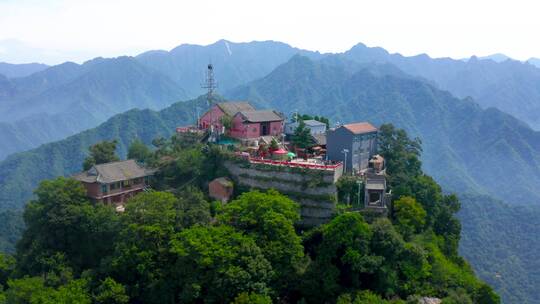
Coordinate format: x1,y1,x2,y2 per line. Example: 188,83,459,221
245,156,342,171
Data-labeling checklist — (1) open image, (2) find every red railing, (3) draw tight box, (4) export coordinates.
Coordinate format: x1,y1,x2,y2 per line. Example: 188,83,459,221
246,157,342,170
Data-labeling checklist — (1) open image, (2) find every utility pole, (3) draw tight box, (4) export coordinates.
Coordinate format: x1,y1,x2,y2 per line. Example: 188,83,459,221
357,179,363,208
342,148,349,174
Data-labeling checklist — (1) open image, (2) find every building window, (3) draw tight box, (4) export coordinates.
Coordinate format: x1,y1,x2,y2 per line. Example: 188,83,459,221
101,184,108,194
110,182,120,190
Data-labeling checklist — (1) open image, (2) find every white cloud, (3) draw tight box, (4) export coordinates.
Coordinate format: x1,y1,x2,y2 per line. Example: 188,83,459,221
0,0,539,64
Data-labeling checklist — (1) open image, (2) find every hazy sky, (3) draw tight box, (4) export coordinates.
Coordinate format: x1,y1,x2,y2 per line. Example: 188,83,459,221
0,0,539,64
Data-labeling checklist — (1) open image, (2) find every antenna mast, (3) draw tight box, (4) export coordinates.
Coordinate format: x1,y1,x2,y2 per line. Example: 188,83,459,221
201,63,218,106
201,63,219,142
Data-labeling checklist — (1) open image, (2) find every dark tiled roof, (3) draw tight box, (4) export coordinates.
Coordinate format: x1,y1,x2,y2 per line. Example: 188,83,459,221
304,119,326,127
216,102,255,116
72,159,155,184
342,122,377,134
238,110,283,123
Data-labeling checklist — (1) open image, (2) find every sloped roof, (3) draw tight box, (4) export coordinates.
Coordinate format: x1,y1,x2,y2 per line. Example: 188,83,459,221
304,119,326,127
72,159,155,184
210,177,233,188
312,133,327,145
342,122,377,134
238,110,283,123
216,102,255,116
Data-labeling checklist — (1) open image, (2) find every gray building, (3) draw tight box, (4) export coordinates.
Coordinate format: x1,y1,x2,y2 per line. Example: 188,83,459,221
285,119,327,135
326,122,378,173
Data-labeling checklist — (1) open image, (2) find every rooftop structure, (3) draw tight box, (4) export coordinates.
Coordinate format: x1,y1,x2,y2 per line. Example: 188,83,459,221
342,122,378,134
237,110,283,123
216,102,255,116
285,119,327,135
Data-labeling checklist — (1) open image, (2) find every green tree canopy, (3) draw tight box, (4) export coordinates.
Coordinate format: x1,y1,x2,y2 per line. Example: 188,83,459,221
219,190,306,294
16,177,118,275
377,124,422,187
393,196,427,239
292,120,314,149
83,140,120,170
127,139,152,163
170,225,273,303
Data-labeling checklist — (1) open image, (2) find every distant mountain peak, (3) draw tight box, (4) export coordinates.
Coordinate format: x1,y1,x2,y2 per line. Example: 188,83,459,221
477,53,512,62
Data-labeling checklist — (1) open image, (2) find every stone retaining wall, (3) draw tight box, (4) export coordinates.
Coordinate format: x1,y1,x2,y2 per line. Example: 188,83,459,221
224,161,342,227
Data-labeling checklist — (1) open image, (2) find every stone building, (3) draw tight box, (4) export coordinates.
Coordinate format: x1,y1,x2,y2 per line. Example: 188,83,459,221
326,122,378,174
209,177,234,202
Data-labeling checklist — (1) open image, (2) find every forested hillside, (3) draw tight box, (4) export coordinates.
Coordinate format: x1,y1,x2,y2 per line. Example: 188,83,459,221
458,195,540,304
0,124,499,303
0,57,187,160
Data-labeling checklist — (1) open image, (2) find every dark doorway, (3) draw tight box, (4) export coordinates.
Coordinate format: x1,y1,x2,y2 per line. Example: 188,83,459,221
261,122,270,136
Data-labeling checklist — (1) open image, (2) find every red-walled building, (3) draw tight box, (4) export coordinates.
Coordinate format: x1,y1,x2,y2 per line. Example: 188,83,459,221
199,101,284,139
72,159,155,211
199,101,255,131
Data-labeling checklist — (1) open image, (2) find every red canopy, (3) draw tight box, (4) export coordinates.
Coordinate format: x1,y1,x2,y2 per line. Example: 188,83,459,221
272,149,288,154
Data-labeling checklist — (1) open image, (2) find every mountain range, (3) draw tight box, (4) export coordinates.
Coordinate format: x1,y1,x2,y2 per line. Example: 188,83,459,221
3,40,540,162
0,40,322,160
0,62,49,78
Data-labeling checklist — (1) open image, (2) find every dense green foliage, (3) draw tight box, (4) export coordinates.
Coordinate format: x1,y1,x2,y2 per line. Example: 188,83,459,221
83,140,120,170
458,195,540,303
291,120,314,149
0,126,499,303
127,138,152,163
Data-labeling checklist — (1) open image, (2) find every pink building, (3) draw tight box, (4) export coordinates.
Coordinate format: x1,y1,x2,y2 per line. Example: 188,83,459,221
229,110,284,139
199,101,284,139
199,102,255,131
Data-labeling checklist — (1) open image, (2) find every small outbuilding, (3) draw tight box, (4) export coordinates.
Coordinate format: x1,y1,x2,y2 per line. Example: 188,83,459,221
209,177,234,203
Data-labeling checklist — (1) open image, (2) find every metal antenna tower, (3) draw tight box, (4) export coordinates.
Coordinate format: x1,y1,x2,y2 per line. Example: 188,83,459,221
201,63,218,106
201,63,219,142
